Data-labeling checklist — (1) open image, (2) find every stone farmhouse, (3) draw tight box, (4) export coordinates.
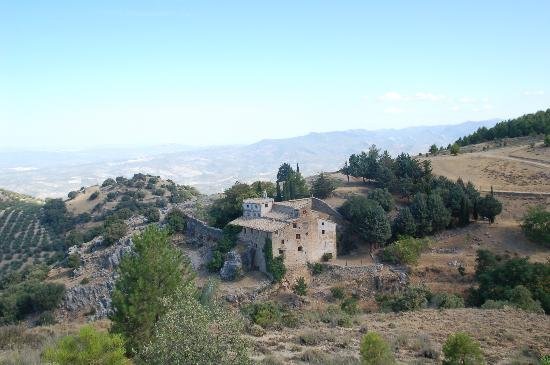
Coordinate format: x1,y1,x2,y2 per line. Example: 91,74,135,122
230,195,339,275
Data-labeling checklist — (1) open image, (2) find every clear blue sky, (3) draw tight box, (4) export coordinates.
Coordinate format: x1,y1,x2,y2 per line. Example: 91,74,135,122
1,1,549,149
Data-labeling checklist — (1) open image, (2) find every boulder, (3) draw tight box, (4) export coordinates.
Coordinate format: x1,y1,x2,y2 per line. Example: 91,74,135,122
220,250,243,281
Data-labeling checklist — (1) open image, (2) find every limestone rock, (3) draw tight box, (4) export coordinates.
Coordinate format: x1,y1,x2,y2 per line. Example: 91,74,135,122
220,250,243,281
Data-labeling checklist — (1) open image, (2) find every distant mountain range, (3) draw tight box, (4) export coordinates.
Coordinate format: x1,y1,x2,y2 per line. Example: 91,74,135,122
0,119,499,198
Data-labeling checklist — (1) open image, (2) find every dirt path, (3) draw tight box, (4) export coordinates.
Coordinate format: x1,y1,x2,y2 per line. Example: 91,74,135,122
483,152,550,169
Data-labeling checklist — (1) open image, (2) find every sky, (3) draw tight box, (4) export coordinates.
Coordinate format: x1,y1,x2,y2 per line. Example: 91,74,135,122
1,0,549,150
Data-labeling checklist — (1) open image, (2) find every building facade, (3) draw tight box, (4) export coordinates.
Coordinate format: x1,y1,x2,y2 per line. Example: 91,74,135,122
230,197,337,275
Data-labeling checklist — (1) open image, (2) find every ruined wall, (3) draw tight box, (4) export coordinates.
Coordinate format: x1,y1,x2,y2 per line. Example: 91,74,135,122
185,215,224,243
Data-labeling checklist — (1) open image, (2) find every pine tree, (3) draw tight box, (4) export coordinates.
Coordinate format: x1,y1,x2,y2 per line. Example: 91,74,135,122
110,226,195,355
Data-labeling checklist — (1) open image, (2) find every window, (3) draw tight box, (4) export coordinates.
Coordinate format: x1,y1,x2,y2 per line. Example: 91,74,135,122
246,204,249,208
265,203,268,207
298,246,303,251
296,234,301,239
322,230,325,234
293,223,297,228
279,249,284,255
321,222,324,226
281,239,285,244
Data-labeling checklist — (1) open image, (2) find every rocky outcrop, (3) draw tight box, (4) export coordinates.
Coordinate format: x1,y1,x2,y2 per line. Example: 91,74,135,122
63,279,114,319
220,250,243,281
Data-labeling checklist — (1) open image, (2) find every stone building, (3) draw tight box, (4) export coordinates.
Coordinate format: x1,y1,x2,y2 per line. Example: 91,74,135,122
229,195,338,275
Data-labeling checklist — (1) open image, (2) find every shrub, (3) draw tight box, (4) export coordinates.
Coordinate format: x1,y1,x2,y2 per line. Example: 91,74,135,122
207,250,224,273
330,287,345,300
450,143,460,155
106,191,118,202
67,191,78,200
80,277,90,285
103,218,127,245
102,178,116,187
293,277,307,296
242,302,282,329
521,205,550,246
36,310,56,326
481,299,511,310
322,252,333,262
311,173,338,199
88,191,99,201
67,253,81,269
507,285,544,313
42,325,130,365
144,207,160,222
165,209,186,233
442,332,485,365
477,193,502,223
377,286,431,312
341,297,359,315
360,332,395,365
382,236,429,265
545,134,550,147
430,293,465,309
264,239,286,282
310,262,324,275
367,188,395,212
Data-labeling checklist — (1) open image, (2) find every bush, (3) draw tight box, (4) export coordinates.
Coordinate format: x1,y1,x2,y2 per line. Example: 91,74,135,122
330,287,345,300
67,191,78,200
360,332,395,365
442,332,485,365
263,239,286,282
102,178,116,187
545,134,550,147
36,310,56,326
507,285,544,313
310,173,338,199
310,262,324,275
42,325,130,365
165,209,186,233
341,297,359,315
144,207,160,222
242,302,282,329
88,191,100,201
67,253,81,269
377,286,431,312
293,277,307,296
382,236,429,265
367,188,395,212
321,252,333,262
430,293,465,309
207,250,224,273
103,218,127,245
450,143,460,155
522,205,550,246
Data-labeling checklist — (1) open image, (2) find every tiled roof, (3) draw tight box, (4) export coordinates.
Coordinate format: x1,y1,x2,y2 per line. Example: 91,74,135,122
243,197,274,204
230,217,288,232
273,198,311,209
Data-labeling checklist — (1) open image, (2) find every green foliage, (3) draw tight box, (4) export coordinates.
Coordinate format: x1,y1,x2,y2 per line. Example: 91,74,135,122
522,205,550,246
429,144,438,155
311,173,338,199
164,208,186,233
110,225,195,355
41,198,73,235
477,193,502,223
321,252,333,262
450,143,460,155
88,191,100,201
263,239,286,282
280,169,309,201
242,301,282,329
207,250,224,273
103,218,127,245
469,250,550,313
442,332,485,365
140,284,251,365
410,193,432,236
293,277,308,296
430,293,465,309
376,286,431,312
67,191,78,200
340,196,390,247
102,178,117,187
382,236,429,265
143,207,160,222
392,207,416,237
309,262,324,275
0,266,65,323
250,181,277,198
545,134,550,147
330,287,345,300
456,108,550,146
505,285,544,313
42,325,130,365
427,193,451,232
367,188,395,212
67,253,81,269
340,297,359,315
209,182,259,228
360,332,395,365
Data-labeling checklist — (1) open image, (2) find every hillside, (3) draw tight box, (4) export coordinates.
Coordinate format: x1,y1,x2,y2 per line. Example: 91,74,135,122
0,120,498,198
455,108,550,146
0,190,61,280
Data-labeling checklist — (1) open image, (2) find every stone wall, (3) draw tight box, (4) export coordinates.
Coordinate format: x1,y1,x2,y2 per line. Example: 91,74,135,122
185,215,223,244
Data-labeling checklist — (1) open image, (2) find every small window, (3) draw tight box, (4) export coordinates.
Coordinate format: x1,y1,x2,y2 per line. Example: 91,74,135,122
296,234,301,239
265,203,268,207
281,239,285,244
279,249,284,254
321,222,324,226
293,223,297,228
298,246,303,251
322,230,325,234
246,204,249,208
